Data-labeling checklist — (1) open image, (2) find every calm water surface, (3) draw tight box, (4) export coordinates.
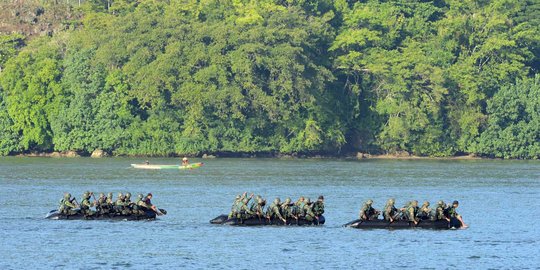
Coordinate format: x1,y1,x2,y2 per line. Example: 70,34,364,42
0,157,539,269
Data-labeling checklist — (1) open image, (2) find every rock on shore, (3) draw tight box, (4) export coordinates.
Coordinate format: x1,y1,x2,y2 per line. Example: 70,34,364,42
91,149,108,158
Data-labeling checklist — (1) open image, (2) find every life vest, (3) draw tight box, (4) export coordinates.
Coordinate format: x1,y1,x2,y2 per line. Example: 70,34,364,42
303,204,315,218
405,205,418,221
312,201,324,216
281,204,292,217
362,204,375,216
447,206,458,217
80,198,90,210
383,204,397,219
115,199,125,208
267,203,281,217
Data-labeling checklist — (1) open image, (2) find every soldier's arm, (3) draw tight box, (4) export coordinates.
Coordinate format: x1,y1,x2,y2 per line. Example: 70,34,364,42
408,208,417,224
305,207,315,218
385,207,393,221
65,201,76,208
275,207,285,221
443,209,450,221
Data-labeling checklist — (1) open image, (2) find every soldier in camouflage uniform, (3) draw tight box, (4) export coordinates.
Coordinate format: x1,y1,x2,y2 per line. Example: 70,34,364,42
134,194,148,216
238,197,255,220
398,201,412,220
249,197,266,219
383,198,398,222
106,192,113,204
293,196,306,217
249,195,261,212
312,195,325,217
58,193,78,215
80,192,96,217
432,200,448,221
359,199,379,220
96,193,110,215
228,195,242,219
417,201,431,220
280,197,296,221
266,198,286,224
303,198,317,222
122,192,133,215
114,193,126,215
405,200,419,225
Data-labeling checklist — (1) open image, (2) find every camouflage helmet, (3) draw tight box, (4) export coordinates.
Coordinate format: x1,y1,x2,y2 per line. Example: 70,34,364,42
83,192,89,198
284,197,291,204
235,195,241,200
274,198,281,204
366,199,373,205
422,201,430,206
64,193,71,199
107,192,113,198
125,192,131,199
137,193,144,199
387,198,395,205
257,197,264,204
298,196,305,202
411,200,418,207
117,192,124,199
437,200,444,206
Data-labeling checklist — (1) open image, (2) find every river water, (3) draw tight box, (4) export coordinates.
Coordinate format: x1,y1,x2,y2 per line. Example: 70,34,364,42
0,157,538,269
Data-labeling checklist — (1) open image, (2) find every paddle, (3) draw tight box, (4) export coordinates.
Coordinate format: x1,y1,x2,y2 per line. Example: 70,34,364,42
154,207,164,216
90,193,99,211
390,212,402,223
72,198,79,208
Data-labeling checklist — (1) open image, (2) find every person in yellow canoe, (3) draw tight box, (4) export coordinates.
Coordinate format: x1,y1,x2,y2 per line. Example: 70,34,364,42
182,157,189,166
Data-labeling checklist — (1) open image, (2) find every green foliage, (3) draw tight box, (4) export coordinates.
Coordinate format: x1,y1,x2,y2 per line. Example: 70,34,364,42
0,90,20,155
0,0,538,158
475,75,540,159
0,34,25,71
0,38,62,152
331,0,538,157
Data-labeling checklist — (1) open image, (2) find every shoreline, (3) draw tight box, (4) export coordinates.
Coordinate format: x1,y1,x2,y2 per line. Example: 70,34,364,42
2,151,514,160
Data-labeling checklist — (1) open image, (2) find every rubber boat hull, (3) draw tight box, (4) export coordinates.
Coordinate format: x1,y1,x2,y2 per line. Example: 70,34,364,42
131,163,203,170
343,218,462,229
210,214,325,226
45,209,167,220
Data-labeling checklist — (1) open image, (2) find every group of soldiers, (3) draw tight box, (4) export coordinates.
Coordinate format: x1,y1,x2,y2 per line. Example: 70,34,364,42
359,199,468,228
228,193,325,224
58,191,163,217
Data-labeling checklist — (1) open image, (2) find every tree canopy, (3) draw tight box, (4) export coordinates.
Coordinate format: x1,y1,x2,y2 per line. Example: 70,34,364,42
0,0,538,158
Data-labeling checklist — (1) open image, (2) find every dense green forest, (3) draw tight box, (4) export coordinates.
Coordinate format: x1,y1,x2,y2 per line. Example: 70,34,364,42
0,0,539,158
